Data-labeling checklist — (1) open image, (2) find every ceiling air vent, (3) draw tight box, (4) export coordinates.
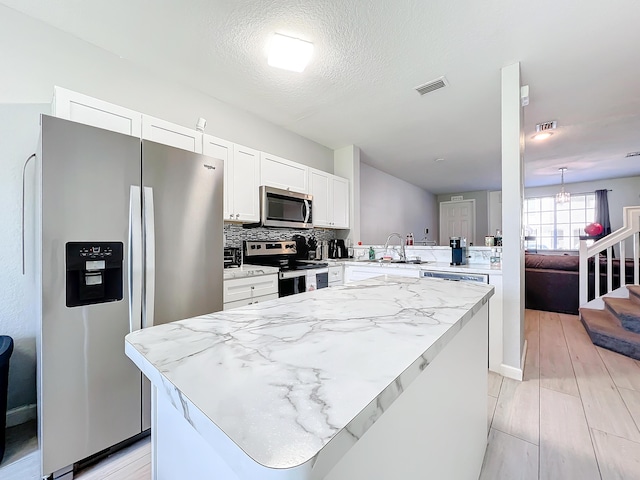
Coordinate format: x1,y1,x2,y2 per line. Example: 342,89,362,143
536,121,557,132
415,76,448,95
625,151,640,158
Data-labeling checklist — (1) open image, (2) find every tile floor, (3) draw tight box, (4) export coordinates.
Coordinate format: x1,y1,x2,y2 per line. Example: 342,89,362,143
480,310,640,479
3,310,640,479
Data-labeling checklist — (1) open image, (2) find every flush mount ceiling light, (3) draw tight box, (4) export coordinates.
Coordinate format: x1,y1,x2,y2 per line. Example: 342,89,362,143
267,33,313,72
532,120,557,140
532,131,553,141
556,167,570,204
434,157,446,162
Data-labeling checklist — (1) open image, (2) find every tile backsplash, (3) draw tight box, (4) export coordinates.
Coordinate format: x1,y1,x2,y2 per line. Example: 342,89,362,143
224,223,336,248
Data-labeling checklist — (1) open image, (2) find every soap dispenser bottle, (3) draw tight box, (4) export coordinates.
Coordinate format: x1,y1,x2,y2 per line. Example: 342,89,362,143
368,246,375,260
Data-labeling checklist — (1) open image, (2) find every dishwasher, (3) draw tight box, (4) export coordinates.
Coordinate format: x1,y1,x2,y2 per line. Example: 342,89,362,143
421,270,491,365
420,271,489,283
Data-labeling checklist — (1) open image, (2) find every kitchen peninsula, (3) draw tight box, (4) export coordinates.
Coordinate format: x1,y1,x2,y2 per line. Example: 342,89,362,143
125,276,494,480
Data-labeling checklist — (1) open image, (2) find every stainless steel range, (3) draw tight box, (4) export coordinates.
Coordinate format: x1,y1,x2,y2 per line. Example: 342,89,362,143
243,240,328,296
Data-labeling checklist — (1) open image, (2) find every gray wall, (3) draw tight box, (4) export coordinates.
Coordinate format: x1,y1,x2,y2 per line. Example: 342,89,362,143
437,190,490,244
0,104,48,412
360,163,438,245
0,5,333,172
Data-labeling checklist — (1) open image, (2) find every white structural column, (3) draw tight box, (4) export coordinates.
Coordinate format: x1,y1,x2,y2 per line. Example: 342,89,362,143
500,63,526,380
334,145,361,243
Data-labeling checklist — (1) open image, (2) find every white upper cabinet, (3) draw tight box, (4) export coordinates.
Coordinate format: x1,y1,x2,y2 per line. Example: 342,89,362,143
230,144,261,223
260,152,309,193
141,115,202,153
203,135,234,221
331,176,350,229
308,168,350,229
309,169,331,226
53,86,141,137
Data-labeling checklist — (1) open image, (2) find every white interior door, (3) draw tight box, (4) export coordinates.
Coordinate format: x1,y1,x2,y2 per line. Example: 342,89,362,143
439,200,476,246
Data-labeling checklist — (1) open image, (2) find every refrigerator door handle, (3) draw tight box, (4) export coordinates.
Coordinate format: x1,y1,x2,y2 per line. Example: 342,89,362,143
129,186,143,332
143,186,156,328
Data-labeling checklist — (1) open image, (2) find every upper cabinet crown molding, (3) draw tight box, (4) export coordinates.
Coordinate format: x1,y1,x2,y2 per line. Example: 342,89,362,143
141,114,203,153
53,86,142,137
260,152,309,193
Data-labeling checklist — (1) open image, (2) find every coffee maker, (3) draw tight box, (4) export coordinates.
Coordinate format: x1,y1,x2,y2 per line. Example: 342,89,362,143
450,237,467,265
328,239,348,259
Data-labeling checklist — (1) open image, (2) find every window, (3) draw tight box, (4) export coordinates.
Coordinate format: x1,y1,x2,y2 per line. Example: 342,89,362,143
523,193,596,250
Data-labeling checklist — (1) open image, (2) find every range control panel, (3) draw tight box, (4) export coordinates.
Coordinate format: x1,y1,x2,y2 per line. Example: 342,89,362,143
243,241,297,257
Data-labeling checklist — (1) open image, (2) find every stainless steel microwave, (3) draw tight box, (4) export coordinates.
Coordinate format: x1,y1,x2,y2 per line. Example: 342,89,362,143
260,186,312,229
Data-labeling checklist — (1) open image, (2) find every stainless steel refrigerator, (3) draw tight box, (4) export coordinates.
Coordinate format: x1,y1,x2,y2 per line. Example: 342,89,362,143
34,115,223,479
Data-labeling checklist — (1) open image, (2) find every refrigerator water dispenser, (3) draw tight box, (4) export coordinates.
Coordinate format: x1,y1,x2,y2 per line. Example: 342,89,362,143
65,242,124,307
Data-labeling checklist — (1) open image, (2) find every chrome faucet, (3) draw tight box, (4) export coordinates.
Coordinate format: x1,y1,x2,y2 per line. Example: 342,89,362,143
384,233,406,261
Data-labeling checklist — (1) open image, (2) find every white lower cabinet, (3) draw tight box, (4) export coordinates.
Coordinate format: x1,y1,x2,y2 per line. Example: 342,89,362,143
223,274,278,310
344,265,420,282
223,293,279,310
328,265,344,286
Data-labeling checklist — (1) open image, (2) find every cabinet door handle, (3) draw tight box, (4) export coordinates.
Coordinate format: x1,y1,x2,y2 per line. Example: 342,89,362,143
229,214,234,219
236,213,240,219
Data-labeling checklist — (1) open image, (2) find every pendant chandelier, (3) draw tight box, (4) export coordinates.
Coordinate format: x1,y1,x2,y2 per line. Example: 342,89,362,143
556,167,570,204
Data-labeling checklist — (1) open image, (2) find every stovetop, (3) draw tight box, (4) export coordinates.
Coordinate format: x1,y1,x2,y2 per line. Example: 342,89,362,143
244,257,328,271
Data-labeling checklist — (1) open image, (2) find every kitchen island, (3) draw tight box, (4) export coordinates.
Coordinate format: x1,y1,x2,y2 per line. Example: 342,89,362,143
125,276,494,480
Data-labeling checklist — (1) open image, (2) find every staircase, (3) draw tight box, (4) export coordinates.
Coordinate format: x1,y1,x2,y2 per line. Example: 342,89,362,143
578,205,640,359
580,286,640,359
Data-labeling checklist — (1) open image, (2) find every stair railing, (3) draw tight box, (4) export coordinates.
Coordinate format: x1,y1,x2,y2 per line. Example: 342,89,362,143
579,205,640,305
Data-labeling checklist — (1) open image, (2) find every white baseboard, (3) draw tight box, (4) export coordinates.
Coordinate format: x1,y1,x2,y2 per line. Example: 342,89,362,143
500,340,527,381
6,403,37,428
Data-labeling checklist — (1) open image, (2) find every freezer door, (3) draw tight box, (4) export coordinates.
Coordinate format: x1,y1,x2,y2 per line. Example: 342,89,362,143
38,116,143,477
142,140,224,328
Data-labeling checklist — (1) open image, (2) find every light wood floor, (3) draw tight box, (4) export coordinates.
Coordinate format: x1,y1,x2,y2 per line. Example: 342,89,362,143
4,310,640,479
481,310,640,480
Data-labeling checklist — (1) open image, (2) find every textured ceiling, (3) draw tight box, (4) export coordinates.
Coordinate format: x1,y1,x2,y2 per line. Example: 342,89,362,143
3,0,640,193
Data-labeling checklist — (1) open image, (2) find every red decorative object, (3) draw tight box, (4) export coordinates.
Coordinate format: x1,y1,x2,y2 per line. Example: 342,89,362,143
584,223,604,236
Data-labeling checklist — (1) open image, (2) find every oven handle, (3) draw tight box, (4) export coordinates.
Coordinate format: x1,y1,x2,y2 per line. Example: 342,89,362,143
279,270,307,280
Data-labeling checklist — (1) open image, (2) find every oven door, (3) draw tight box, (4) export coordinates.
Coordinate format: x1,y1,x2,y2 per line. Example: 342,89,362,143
279,270,307,297
261,186,312,229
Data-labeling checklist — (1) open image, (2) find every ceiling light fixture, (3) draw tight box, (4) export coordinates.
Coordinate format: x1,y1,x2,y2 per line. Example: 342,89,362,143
267,33,313,72
434,158,445,162
532,132,553,141
556,167,570,204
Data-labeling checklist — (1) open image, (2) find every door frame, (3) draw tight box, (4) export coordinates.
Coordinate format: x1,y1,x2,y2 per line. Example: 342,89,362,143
439,199,476,246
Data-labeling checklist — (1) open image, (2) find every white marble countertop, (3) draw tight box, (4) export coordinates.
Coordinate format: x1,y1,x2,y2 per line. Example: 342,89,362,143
223,264,280,280
125,276,493,476
342,260,502,275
